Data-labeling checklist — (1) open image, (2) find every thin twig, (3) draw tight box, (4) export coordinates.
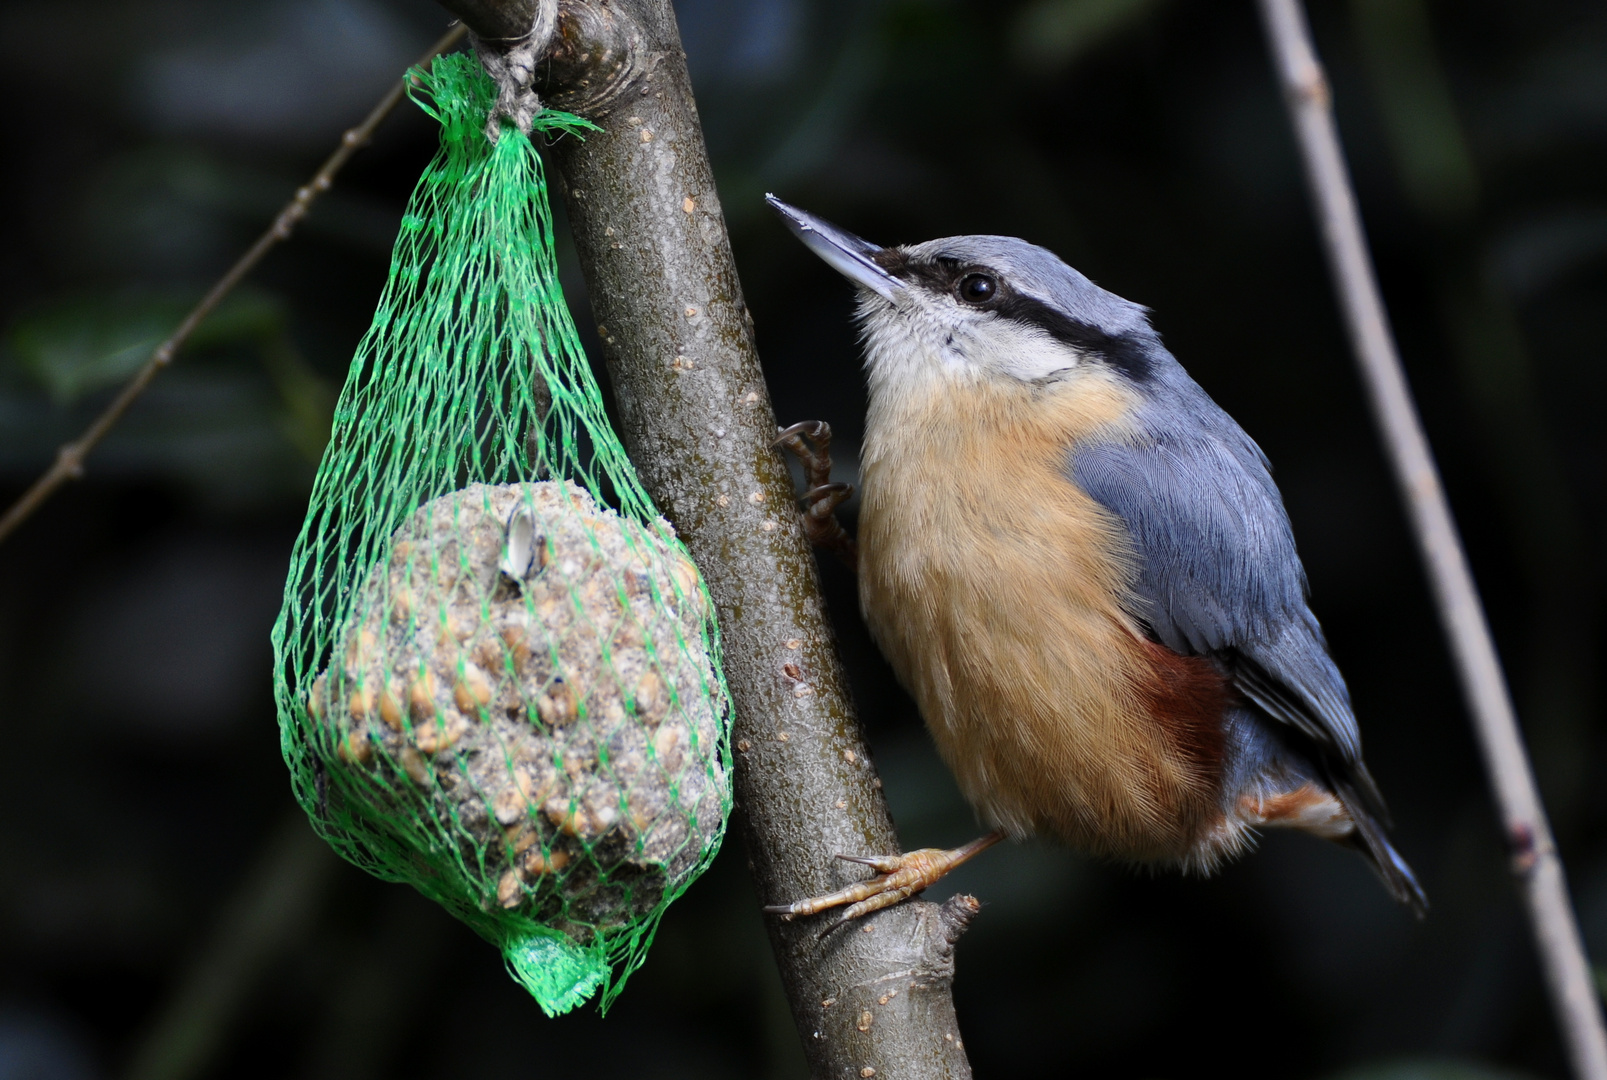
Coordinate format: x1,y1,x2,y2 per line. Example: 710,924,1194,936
1254,3,1607,1077
0,22,469,546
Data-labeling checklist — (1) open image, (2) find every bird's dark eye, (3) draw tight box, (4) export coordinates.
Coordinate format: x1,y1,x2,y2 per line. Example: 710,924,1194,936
957,273,996,305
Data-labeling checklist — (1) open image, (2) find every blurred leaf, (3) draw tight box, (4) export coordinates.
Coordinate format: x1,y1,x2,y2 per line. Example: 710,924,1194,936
187,291,289,348
9,294,183,404
75,145,405,280
0,365,315,510
260,336,336,463
1009,0,1162,75
759,1,885,188
0,284,329,500
1350,0,1479,219
679,0,804,88
5,289,288,405
1324,1059,1543,1080
133,0,423,148
1488,207,1607,300
1471,29,1607,163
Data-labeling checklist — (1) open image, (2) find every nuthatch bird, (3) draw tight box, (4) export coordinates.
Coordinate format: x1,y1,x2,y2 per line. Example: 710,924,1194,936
763,195,1427,922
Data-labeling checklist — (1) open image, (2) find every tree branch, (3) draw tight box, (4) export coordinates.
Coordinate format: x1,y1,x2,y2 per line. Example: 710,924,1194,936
446,0,544,41
456,1,980,1074
1255,3,1607,1078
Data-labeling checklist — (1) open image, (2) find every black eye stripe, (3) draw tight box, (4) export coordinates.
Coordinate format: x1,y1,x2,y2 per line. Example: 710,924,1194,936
893,258,963,294
882,253,1155,382
991,292,1154,382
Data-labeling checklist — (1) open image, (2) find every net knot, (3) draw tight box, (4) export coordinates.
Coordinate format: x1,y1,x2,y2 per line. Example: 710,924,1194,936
469,0,559,142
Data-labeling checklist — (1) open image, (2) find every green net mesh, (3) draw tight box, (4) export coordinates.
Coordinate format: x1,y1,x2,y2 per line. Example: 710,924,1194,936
270,53,732,1017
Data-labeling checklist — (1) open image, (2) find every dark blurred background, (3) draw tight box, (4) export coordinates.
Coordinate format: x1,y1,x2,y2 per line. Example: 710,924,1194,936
1,1,1604,1077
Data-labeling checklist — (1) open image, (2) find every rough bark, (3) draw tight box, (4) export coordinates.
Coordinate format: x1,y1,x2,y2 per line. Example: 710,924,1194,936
445,0,544,40
437,1,979,1076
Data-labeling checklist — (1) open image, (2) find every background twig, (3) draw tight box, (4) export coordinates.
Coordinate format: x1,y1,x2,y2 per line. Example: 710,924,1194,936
1255,2,1607,1077
0,23,468,546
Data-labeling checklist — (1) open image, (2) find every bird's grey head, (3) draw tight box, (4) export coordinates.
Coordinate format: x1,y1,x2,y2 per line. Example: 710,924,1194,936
766,195,1162,399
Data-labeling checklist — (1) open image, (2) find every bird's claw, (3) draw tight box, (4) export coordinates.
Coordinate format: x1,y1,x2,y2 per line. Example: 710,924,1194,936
835,852,905,873
775,420,858,569
761,832,1005,925
772,419,830,449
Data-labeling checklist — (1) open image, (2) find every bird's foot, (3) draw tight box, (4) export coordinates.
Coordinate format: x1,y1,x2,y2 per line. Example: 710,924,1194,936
774,420,858,570
762,831,1004,929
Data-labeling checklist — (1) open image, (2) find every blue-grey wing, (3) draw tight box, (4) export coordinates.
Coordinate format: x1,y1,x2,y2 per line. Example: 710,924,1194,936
1070,420,1363,764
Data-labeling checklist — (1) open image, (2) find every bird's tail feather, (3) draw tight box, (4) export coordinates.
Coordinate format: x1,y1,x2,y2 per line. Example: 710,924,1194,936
1336,779,1428,918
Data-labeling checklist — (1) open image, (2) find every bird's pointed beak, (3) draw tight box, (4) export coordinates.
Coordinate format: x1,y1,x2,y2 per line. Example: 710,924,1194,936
765,195,905,301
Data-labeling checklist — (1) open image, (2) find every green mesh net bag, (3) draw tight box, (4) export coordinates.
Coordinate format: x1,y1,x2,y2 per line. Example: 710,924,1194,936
270,52,732,1016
